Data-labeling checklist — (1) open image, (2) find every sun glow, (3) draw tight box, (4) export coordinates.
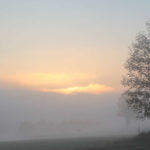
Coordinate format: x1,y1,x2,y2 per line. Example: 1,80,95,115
0,73,114,95
41,84,114,95
0,73,96,87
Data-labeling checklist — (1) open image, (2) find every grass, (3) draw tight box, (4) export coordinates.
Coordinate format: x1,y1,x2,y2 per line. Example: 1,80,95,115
0,132,150,150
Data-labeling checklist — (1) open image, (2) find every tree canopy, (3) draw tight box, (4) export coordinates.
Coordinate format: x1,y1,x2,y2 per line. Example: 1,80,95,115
122,22,150,119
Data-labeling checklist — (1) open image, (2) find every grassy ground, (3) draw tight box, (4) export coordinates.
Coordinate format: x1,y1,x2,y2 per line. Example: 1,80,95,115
0,133,150,150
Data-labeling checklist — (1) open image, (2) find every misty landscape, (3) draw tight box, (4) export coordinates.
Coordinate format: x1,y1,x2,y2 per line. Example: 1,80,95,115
0,91,136,140
0,0,150,150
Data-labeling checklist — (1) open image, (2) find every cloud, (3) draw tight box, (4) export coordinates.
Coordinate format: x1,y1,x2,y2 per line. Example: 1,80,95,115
0,73,114,95
41,84,114,95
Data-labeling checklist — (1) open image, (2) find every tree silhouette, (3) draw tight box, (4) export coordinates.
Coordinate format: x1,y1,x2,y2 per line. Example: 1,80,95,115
122,22,150,119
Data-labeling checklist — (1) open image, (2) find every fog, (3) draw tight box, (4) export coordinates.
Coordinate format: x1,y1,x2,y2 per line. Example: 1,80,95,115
0,87,150,141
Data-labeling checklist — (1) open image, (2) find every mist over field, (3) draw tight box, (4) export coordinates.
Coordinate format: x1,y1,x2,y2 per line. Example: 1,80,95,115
0,87,149,141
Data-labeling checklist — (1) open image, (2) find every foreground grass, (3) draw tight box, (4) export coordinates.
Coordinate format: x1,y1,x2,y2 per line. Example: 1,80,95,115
0,133,150,150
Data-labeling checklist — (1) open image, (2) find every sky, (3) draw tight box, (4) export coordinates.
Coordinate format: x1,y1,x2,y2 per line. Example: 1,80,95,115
0,0,150,140
0,0,150,92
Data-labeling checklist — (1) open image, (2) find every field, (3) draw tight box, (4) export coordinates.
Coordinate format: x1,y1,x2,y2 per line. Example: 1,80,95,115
0,133,150,150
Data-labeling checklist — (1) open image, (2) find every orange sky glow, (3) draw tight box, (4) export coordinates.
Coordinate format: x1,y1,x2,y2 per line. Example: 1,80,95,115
0,73,114,95
41,84,114,95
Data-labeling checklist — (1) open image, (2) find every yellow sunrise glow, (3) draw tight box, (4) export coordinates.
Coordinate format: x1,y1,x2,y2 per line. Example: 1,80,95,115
0,73,114,95
0,73,96,88
41,84,114,95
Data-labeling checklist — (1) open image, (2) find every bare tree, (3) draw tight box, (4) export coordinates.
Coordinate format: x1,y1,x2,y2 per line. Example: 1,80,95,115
122,22,150,119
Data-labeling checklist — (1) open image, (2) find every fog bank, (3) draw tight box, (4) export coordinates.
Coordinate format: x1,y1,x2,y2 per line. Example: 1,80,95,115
0,88,150,141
